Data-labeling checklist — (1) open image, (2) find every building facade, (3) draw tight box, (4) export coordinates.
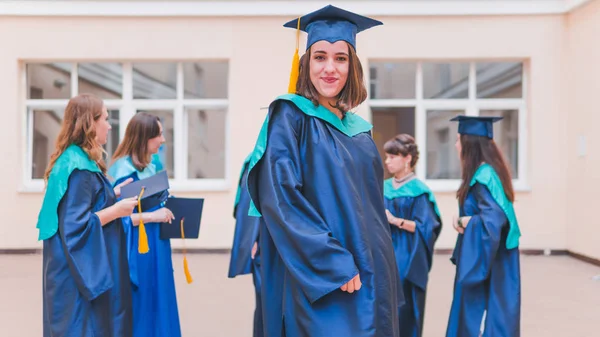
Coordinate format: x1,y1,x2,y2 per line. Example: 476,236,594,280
1,0,598,262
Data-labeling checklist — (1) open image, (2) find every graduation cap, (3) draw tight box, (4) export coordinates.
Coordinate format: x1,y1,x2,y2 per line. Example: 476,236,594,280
450,115,503,139
120,170,170,210
120,170,170,254
283,5,383,93
159,197,204,240
159,197,204,284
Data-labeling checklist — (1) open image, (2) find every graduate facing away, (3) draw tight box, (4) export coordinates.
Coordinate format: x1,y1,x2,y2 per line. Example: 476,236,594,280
245,5,402,337
383,134,442,337
446,115,522,337
37,93,137,337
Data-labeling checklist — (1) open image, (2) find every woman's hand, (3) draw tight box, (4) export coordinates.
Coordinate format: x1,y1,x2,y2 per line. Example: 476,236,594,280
251,242,258,259
385,209,402,227
113,197,138,218
151,208,175,224
453,216,471,234
97,196,138,225
113,178,133,198
385,210,415,232
340,274,362,293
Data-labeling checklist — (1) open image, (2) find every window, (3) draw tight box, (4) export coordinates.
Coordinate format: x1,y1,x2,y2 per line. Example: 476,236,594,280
370,61,526,189
24,61,229,191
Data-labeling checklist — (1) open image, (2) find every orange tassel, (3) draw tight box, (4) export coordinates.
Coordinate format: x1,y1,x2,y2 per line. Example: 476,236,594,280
180,218,193,284
137,187,149,254
183,256,193,284
288,17,301,94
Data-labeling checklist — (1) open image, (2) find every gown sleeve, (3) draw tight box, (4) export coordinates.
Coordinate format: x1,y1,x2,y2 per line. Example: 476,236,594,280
249,101,359,304
57,169,114,301
112,173,139,288
405,194,441,289
456,183,507,285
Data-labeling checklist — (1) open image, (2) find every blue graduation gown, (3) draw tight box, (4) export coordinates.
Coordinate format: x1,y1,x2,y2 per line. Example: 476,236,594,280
42,169,132,337
247,96,402,337
384,179,441,337
109,158,181,337
446,183,521,337
228,161,263,337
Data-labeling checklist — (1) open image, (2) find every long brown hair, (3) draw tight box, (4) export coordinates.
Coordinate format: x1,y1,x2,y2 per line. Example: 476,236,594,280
43,94,107,181
383,134,420,169
456,134,514,205
111,112,161,171
295,42,367,113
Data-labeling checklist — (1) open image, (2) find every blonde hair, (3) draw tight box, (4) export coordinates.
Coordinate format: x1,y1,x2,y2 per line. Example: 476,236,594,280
43,93,107,181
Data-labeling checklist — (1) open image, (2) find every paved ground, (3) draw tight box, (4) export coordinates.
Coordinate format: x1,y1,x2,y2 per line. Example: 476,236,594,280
1,254,599,336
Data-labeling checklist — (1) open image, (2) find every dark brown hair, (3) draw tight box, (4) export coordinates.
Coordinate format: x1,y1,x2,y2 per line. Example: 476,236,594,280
111,112,161,171
295,42,367,113
383,134,420,169
456,134,515,205
44,94,107,181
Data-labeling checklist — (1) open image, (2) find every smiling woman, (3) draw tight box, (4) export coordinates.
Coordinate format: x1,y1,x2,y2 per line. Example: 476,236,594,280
296,39,367,117
243,5,402,337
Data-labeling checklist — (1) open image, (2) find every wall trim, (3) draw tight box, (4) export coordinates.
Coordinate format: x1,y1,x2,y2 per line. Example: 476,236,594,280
568,251,600,268
5,247,600,268
0,1,593,17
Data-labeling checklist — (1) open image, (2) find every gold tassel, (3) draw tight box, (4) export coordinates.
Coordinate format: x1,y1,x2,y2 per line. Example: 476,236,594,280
287,17,301,94
137,187,149,254
181,218,193,284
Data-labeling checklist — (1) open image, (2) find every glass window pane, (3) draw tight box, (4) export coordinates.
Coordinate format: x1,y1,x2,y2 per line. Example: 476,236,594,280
371,107,416,179
423,63,469,99
78,63,123,99
187,108,226,179
369,62,416,99
27,63,72,99
137,110,174,178
32,107,65,179
133,63,177,99
104,109,120,162
183,61,228,99
480,109,519,178
476,62,523,99
426,110,463,179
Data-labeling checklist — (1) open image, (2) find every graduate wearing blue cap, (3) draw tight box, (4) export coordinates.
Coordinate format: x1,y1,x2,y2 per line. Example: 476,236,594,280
446,115,522,337
245,5,401,337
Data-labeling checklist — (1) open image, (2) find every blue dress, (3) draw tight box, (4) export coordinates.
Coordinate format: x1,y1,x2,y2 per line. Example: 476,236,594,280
246,94,402,337
228,158,263,337
42,169,133,337
109,157,181,337
384,177,442,337
446,164,521,337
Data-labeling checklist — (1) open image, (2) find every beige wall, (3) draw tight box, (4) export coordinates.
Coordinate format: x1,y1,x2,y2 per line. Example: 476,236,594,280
566,1,600,261
0,13,574,251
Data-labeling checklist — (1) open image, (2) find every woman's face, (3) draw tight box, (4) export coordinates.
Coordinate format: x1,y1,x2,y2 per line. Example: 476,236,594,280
455,133,462,160
147,121,165,155
94,105,111,146
384,153,411,176
309,40,350,102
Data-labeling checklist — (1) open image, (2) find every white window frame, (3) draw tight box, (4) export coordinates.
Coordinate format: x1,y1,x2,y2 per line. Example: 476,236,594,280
21,61,230,193
369,61,529,192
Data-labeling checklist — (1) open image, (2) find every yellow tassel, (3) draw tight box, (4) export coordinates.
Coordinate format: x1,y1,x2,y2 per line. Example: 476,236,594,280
287,17,301,94
183,256,193,284
180,218,193,284
137,187,149,254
